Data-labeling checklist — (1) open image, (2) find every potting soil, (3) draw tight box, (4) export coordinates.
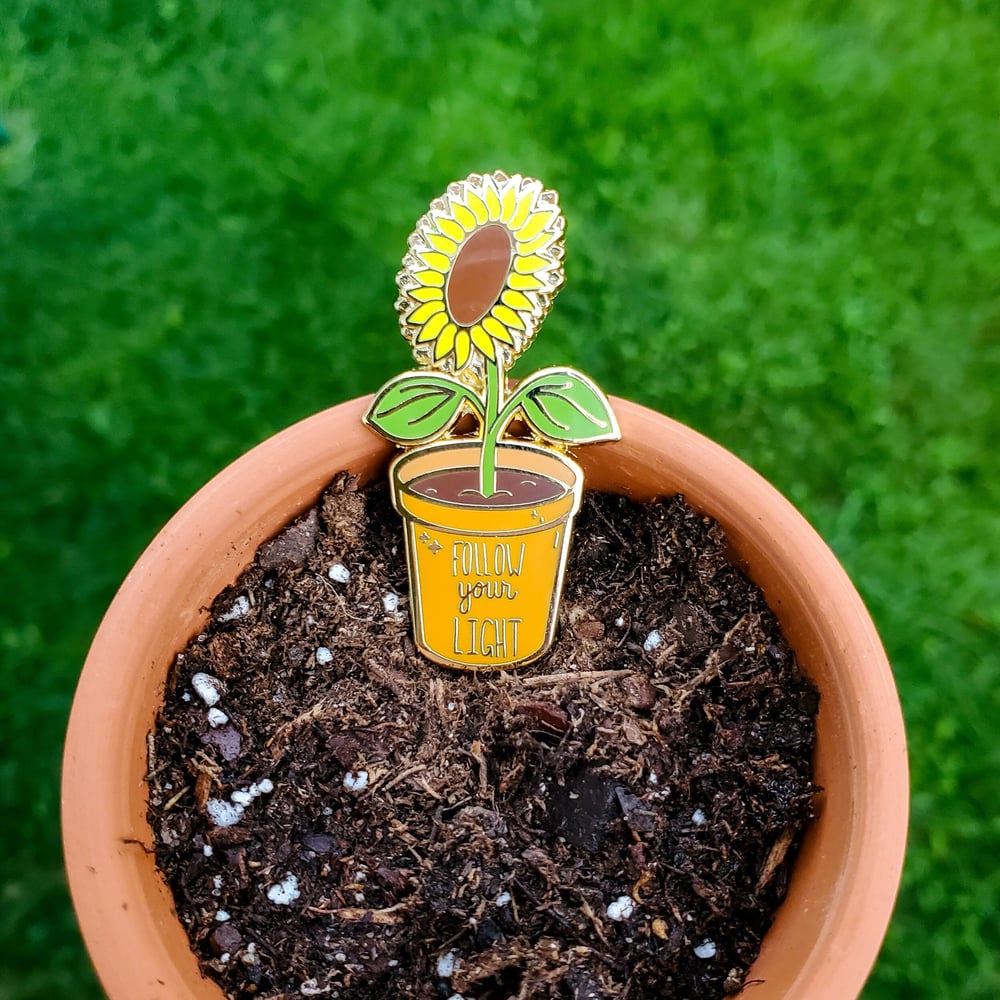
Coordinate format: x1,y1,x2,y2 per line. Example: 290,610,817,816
149,473,818,999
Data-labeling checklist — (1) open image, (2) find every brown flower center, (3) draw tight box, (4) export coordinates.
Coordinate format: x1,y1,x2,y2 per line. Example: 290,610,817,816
445,224,514,327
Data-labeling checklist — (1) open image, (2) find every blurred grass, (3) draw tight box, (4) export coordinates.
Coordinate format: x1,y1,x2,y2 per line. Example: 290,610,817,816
1,0,998,997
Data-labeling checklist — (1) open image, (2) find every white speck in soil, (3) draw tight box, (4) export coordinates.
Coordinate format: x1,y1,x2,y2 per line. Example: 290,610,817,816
202,844,213,857
191,672,222,707
382,592,400,613
216,594,250,622
315,646,334,665
437,951,458,979
230,790,253,807
615,615,626,627
334,952,347,963
643,629,663,652
181,691,191,702
694,939,717,959
343,770,369,792
215,909,230,922
255,778,274,795
207,707,228,728
266,873,300,906
206,798,244,828
606,896,636,921
495,891,511,907
447,702,457,711
692,808,707,825
328,563,351,583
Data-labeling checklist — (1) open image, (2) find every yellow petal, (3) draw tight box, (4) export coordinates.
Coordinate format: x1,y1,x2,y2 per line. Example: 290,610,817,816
407,301,445,324
501,289,533,311
427,233,458,255
485,184,502,221
414,269,445,288
500,185,518,222
466,191,489,225
453,203,476,232
514,254,549,274
508,271,545,291
433,322,457,358
453,330,472,368
470,324,495,360
517,230,558,254
437,218,465,242
416,310,449,343
483,316,516,345
492,304,525,330
515,210,555,243
411,285,444,302
418,250,451,273
508,192,533,230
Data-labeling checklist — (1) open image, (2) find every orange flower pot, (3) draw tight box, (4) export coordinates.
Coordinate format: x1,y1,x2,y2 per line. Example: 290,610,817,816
62,395,908,1000
391,440,583,669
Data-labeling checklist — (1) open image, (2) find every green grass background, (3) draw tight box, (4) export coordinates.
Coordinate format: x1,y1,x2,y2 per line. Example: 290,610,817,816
1,1,997,996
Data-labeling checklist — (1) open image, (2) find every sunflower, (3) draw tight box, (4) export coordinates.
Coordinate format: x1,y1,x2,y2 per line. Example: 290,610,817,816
396,171,565,379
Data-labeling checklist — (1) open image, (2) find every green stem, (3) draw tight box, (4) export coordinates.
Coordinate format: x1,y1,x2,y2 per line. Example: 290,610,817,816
479,358,504,497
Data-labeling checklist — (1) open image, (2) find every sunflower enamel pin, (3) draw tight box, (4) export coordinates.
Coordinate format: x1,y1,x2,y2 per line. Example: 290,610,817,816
365,171,619,670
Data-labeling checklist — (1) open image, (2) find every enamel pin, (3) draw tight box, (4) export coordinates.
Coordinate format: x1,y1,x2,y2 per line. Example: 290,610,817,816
365,171,620,670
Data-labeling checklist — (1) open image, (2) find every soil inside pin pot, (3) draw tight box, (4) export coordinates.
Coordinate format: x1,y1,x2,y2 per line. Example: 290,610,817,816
149,474,818,1000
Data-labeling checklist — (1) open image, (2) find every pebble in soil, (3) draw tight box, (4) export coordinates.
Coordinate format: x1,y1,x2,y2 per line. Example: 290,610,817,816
149,472,819,1000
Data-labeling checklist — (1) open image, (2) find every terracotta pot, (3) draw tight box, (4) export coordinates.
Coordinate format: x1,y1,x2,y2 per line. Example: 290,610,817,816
62,395,908,1000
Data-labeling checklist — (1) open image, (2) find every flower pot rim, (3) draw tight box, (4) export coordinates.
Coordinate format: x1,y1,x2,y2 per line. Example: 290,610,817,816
62,394,908,1000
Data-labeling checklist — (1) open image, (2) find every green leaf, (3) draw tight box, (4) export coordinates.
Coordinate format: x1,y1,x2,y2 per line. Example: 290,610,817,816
364,373,482,445
515,367,621,445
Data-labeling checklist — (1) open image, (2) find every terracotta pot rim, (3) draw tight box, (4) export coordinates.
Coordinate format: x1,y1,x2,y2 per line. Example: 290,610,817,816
62,394,908,1000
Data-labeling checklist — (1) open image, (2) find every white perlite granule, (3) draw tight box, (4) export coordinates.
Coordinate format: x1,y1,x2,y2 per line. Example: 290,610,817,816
494,891,511,907
266,873,300,906
606,895,636,921
206,798,244,828
191,672,222,707
328,563,351,583
382,592,400,613
207,707,229,727
643,629,663,652
216,594,251,622
436,951,458,978
215,910,230,922
206,779,274,827
694,939,717,959
343,770,369,792
315,646,334,665
692,808,707,825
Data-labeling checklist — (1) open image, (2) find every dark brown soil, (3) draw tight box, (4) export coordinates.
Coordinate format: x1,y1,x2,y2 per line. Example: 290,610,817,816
410,468,564,505
149,474,818,1000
